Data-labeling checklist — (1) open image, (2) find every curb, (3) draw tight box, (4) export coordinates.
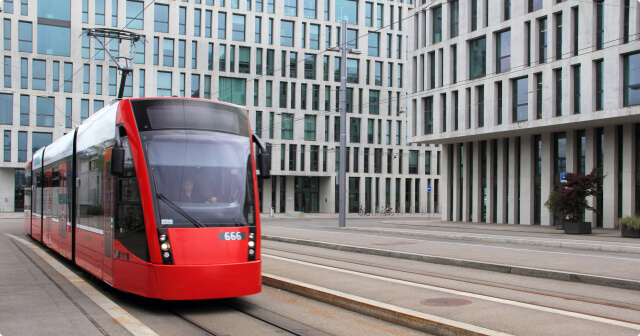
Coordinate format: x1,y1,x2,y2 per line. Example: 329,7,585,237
263,235,640,291
338,227,640,255
263,273,511,336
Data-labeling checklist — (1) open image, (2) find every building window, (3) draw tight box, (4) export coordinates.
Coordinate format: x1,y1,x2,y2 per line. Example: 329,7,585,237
154,4,169,33
471,0,478,31
596,2,604,50
194,9,201,36
232,14,245,41
304,115,316,141
573,65,581,114
163,38,174,67
304,0,317,19
595,60,604,110
350,118,360,143
336,0,358,24
179,7,186,35
554,69,562,116
280,21,294,47
504,0,511,20
409,151,418,174
0,93,13,125
289,145,296,171
368,32,380,57
450,0,459,38
3,57,10,88
36,97,54,127
555,13,562,60
32,60,46,91
496,30,510,74
529,0,542,12
513,77,528,122
4,19,11,51
4,130,11,162
32,132,52,155
304,54,316,80
157,71,172,96
365,2,373,26
424,97,433,134
539,17,547,63
281,113,294,140
432,6,442,44
477,85,484,127
469,37,486,79
284,0,297,16
18,21,32,52
219,77,246,105
535,73,543,119
625,53,640,107
18,131,27,162
369,90,380,115
126,0,144,29
218,12,226,39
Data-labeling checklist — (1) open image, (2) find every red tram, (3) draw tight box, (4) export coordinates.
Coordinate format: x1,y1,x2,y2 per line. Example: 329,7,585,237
24,97,271,300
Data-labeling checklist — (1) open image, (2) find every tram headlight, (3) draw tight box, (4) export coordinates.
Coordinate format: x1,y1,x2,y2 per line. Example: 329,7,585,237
248,241,255,248
159,234,167,242
249,249,255,255
163,252,171,259
249,233,255,240
160,242,171,251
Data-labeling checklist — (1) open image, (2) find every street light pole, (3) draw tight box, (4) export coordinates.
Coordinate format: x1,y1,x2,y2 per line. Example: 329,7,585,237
338,19,347,228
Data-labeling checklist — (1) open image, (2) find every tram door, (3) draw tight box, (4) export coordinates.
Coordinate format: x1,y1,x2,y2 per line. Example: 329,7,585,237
44,169,53,245
102,148,114,285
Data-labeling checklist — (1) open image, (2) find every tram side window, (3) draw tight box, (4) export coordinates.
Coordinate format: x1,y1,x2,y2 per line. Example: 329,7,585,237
77,150,106,231
114,139,149,262
34,172,42,215
25,169,31,213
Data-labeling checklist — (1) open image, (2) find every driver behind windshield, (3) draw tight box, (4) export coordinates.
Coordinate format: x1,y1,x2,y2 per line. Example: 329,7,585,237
178,177,217,203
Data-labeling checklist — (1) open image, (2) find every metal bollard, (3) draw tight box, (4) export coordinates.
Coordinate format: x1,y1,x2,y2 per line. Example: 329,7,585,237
270,207,274,217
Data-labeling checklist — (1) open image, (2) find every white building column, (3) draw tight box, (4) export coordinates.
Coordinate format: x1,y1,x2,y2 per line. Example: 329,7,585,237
452,143,461,221
541,133,554,227
623,123,635,218
520,135,534,225
462,142,472,222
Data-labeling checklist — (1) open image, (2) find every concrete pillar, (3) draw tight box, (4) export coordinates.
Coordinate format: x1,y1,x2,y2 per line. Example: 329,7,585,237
286,176,295,213
261,178,273,214
442,145,452,221
520,135,533,225
462,142,472,222
452,143,461,221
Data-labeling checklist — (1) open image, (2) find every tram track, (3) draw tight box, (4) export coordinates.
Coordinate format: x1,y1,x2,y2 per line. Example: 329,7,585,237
262,245,640,329
167,298,330,336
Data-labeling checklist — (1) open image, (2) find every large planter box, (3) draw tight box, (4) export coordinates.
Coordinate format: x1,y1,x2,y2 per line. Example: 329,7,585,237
621,228,640,238
564,221,592,234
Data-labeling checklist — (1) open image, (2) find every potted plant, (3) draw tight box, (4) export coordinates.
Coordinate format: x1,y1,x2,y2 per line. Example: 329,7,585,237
545,191,564,230
544,168,604,234
618,215,640,238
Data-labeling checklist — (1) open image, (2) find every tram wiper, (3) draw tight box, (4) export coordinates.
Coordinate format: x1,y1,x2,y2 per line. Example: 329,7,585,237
157,193,205,228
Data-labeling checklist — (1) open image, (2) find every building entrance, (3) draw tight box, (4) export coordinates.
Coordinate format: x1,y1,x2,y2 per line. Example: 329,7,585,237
295,177,319,213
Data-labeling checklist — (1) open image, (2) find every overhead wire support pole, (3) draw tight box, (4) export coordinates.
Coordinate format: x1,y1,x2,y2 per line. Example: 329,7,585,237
84,28,143,99
339,19,347,228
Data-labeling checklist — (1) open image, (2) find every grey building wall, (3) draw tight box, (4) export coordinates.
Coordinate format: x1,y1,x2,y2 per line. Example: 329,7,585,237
409,0,640,228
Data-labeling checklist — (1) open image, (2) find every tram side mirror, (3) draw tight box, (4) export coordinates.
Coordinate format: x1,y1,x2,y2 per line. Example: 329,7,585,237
111,147,125,176
252,133,271,179
258,152,271,179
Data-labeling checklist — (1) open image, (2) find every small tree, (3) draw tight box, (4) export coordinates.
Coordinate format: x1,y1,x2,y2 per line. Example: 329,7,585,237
545,168,604,221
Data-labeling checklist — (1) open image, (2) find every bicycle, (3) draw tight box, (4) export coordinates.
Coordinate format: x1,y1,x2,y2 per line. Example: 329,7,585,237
383,205,394,216
358,205,371,216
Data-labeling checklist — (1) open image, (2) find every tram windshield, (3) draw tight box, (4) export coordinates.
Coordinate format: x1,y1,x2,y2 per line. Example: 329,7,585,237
142,130,256,227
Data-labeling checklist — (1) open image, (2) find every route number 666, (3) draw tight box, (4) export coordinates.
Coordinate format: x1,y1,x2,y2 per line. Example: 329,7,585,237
219,232,246,241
